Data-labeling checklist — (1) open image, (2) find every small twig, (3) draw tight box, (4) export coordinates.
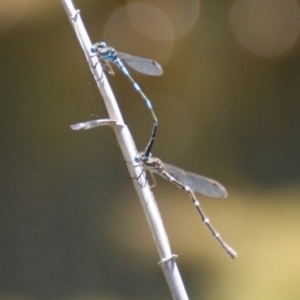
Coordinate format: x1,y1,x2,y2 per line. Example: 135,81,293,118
60,1,189,299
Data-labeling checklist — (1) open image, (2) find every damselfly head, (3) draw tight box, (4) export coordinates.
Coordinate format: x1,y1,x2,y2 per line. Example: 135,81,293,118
90,41,107,53
134,154,141,163
90,44,97,53
135,152,144,163
138,152,153,163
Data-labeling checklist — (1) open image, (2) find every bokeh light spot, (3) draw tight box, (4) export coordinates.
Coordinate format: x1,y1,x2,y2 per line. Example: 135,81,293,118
103,5,174,64
126,3,174,41
230,0,300,57
127,0,200,39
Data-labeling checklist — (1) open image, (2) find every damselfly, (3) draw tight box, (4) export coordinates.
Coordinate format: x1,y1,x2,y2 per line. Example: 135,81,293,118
137,152,237,259
91,42,162,158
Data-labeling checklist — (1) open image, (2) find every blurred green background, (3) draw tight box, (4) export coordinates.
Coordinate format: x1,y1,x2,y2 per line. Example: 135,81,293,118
1,0,300,299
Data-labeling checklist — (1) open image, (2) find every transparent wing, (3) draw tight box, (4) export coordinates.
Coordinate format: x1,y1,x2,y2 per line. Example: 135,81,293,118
163,163,228,199
118,52,163,76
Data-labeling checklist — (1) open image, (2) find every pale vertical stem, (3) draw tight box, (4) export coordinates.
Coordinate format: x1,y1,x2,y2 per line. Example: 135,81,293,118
60,1,189,299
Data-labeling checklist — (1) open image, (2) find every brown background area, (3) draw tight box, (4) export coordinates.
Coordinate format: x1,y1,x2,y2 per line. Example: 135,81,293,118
0,1,300,299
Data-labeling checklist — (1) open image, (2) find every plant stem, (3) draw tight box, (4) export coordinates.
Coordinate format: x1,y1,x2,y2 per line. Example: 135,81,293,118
60,1,189,299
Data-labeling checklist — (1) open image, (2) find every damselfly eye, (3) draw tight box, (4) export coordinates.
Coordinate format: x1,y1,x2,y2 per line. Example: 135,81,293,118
98,41,106,48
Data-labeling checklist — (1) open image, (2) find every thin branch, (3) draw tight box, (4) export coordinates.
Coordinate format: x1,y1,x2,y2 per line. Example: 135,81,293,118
60,1,189,299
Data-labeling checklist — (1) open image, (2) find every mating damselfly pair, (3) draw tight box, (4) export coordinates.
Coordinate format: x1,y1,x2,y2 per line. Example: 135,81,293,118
72,41,237,259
